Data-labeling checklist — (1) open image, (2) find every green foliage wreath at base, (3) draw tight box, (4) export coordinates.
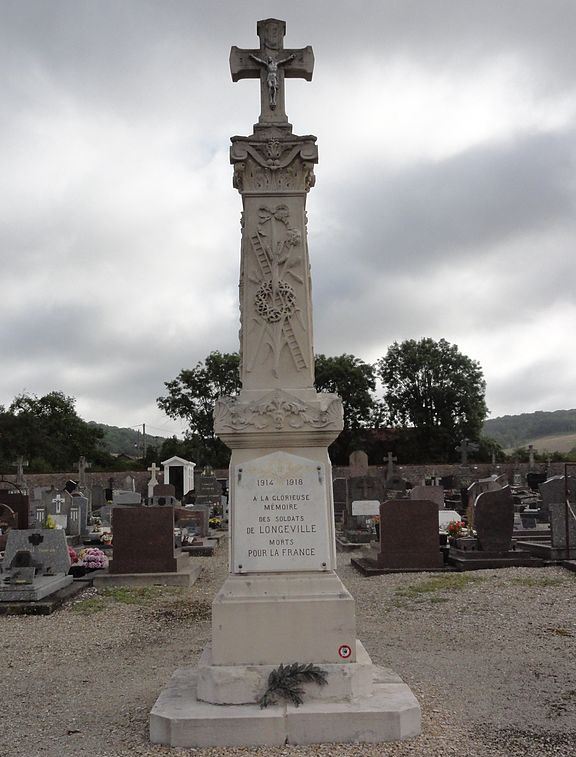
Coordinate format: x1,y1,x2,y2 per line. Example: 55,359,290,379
258,662,328,709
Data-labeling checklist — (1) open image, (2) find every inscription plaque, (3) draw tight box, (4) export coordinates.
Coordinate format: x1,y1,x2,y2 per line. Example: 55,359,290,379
233,451,331,572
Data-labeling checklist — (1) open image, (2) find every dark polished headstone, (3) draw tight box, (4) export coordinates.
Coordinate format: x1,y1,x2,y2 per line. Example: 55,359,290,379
377,499,443,570
474,486,514,552
111,506,177,574
0,487,29,529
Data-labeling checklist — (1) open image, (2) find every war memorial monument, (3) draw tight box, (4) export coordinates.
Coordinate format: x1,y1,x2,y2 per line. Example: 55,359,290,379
150,18,421,747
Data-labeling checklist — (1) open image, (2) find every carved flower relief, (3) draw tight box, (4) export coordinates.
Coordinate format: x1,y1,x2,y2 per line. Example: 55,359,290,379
213,391,343,433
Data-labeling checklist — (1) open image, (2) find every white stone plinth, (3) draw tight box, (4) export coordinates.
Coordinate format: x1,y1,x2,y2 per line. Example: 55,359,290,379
197,640,374,705
150,656,421,748
211,571,356,665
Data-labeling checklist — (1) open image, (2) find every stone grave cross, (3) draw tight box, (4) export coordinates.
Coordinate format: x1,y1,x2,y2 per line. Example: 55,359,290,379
12,455,28,486
230,18,314,125
528,444,535,470
77,456,91,487
385,451,397,479
456,438,479,465
147,462,161,499
52,493,66,514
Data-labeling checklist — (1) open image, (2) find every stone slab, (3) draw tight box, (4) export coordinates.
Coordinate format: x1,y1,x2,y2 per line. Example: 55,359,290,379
351,557,449,576
0,574,73,602
515,540,576,562
150,663,420,747
448,548,545,571
0,579,84,615
181,538,218,556
335,536,369,553
93,564,201,588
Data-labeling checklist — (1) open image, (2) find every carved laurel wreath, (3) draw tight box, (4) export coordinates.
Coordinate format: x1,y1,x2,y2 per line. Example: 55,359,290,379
254,279,296,323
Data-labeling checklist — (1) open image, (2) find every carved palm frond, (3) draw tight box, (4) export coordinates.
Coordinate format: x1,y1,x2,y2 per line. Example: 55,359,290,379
259,662,328,708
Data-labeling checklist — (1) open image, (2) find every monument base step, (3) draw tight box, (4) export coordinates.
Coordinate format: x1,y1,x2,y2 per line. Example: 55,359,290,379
92,564,201,588
562,560,576,574
197,640,376,704
150,664,421,747
448,548,545,571
0,576,82,615
350,557,451,576
0,574,73,602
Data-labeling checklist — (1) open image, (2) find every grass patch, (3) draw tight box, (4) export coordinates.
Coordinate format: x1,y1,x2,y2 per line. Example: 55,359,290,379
100,585,183,605
71,597,107,615
510,576,565,588
395,573,483,601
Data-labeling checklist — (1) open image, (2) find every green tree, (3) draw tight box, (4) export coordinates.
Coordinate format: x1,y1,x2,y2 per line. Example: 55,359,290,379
157,351,241,468
314,354,377,429
0,391,105,472
377,338,488,462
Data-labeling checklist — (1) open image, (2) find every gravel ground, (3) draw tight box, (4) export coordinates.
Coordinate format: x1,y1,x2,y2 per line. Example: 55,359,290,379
1,540,575,757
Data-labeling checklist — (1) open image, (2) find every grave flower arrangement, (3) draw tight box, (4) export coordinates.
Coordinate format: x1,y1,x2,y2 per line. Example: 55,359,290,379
78,547,109,571
68,546,79,564
447,520,464,538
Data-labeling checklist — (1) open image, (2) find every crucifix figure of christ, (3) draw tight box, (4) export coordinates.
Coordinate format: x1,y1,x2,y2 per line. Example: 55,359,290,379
230,18,314,125
249,52,295,110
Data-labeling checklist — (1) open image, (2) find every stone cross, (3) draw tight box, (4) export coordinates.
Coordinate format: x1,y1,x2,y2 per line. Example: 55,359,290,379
455,438,479,465
77,456,91,487
230,18,314,125
147,462,161,499
52,493,66,514
528,444,535,470
12,455,28,486
385,451,397,479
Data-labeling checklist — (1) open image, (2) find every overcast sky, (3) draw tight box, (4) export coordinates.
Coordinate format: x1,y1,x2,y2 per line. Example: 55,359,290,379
1,0,575,439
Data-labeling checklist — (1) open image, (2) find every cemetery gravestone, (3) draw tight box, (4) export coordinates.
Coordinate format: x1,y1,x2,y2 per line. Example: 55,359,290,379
474,486,514,552
549,501,576,554
539,476,576,518
91,485,106,510
0,504,17,550
1,529,72,601
410,485,444,509
378,499,443,570
0,484,30,529
194,475,222,508
349,450,369,475
112,490,142,506
3,529,71,576
152,483,179,507
111,507,177,574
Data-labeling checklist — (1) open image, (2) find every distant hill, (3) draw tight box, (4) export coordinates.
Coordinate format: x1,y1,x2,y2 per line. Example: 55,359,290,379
88,422,167,457
483,409,576,451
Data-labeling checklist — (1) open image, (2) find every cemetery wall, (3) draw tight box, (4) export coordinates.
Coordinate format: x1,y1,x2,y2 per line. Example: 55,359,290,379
9,462,568,493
